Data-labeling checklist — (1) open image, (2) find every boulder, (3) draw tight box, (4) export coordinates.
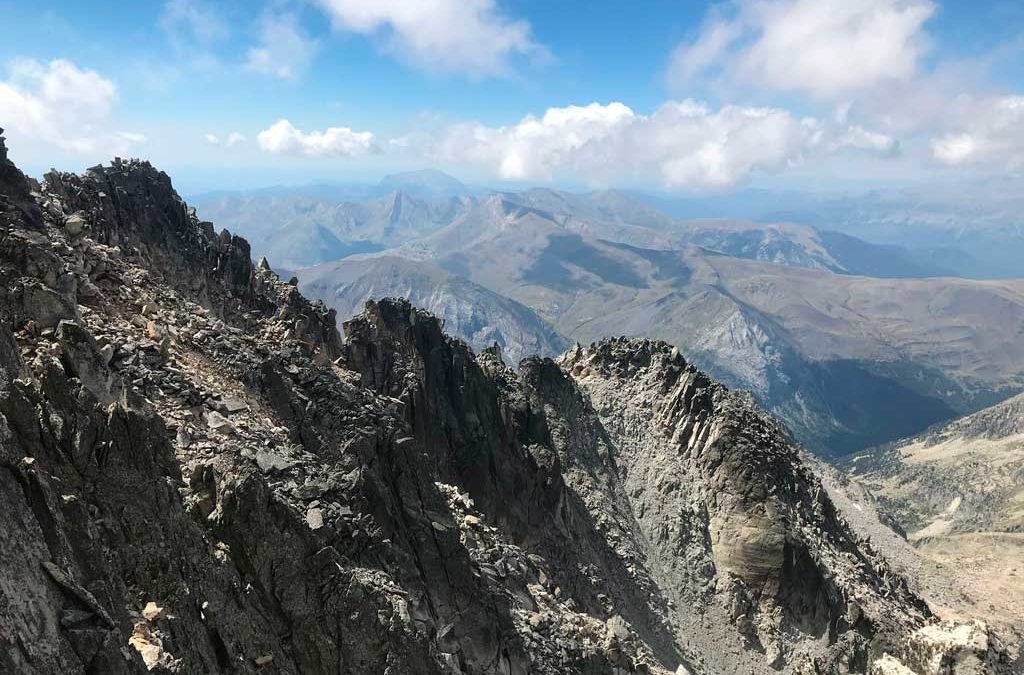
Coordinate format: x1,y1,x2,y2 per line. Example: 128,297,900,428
56,320,113,404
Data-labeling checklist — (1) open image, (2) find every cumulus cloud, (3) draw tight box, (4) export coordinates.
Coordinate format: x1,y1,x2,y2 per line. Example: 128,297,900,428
931,96,1024,169
423,101,823,189
0,58,143,154
427,102,634,181
670,0,935,100
246,13,318,80
257,119,375,157
258,100,900,187
317,0,544,77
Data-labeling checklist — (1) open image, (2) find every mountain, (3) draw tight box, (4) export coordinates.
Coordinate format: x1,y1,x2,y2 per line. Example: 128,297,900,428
634,186,1024,280
1,135,1015,674
402,203,1024,455
377,168,473,199
843,394,1024,634
677,220,953,278
190,171,474,268
497,189,951,279
195,183,949,280
193,177,1017,279
260,223,385,269
498,190,946,279
504,188,678,232
194,189,473,267
296,255,570,365
244,185,1024,455
194,180,1024,454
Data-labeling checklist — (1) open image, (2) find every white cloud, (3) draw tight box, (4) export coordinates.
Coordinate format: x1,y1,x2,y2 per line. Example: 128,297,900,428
257,119,376,157
931,96,1024,169
116,131,148,144
0,59,142,154
317,0,544,77
160,0,229,46
246,13,318,80
428,102,634,181
205,131,247,148
668,16,743,84
834,125,899,155
423,101,823,189
671,0,936,100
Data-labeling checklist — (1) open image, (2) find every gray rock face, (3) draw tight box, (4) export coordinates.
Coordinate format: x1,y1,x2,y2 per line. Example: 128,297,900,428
0,137,1014,675
559,339,924,673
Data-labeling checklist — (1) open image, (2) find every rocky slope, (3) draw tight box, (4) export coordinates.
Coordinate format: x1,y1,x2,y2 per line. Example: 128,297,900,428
0,134,1014,674
843,394,1024,636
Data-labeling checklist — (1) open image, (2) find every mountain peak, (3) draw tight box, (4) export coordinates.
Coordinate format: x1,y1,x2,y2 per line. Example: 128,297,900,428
377,168,468,198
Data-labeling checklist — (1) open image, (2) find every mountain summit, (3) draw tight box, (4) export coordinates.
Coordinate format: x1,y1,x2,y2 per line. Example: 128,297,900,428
377,168,471,199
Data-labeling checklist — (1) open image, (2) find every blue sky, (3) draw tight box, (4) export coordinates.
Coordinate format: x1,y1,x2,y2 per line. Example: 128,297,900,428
1,0,1022,194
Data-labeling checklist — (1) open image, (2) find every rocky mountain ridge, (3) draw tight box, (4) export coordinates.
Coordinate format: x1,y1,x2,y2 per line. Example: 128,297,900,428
0,134,1014,674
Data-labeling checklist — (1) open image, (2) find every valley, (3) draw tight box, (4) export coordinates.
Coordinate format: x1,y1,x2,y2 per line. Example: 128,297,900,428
844,393,1024,636
195,176,1024,457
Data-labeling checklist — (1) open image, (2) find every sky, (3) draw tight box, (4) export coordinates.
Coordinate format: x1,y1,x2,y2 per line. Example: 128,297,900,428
0,0,1022,194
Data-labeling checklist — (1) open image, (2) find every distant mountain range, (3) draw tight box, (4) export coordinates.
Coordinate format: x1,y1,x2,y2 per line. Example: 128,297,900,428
633,186,1024,280
194,172,1024,456
299,255,569,365
377,168,477,199
197,179,957,278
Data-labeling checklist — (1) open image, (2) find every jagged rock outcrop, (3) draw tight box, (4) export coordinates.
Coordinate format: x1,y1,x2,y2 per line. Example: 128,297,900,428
560,339,925,673
869,621,1010,675
0,134,1013,675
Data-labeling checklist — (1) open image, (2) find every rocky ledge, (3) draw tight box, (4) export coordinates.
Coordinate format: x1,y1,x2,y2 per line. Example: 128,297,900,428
0,131,1015,675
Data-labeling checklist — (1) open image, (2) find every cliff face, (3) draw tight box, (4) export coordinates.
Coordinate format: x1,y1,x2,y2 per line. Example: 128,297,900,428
560,340,930,672
0,136,1012,675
